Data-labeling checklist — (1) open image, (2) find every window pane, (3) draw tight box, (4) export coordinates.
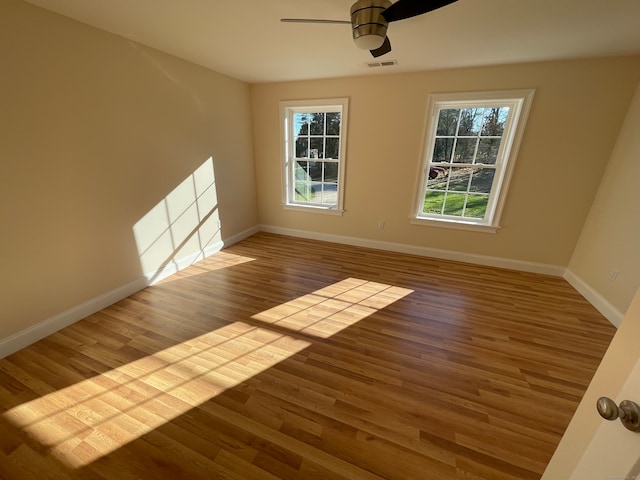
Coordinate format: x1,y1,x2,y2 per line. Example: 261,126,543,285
295,138,309,158
294,113,310,135
309,182,323,204
463,194,489,218
433,138,454,162
476,138,500,164
324,162,338,183
443,193,466,216
308,161,322,182
448,167,472,191
295,161,309,183
309,113,325,135
453,138,477,163
457,108,483,136
295,185,312,201
294,161,311,201
436,109,459,136
325,138,339,159
481,107,509,136
323,183,338,205
310,137,324,159
295,187,310,201
427,166,448,190
469,169,495,194
423,191,444,214
326,112,341,135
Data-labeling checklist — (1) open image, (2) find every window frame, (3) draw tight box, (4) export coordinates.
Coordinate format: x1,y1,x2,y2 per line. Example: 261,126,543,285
280,98,349,215
411,89,535,232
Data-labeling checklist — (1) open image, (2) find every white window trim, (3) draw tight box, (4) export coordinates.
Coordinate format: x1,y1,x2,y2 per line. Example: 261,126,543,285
280,98,349,215
411,89,535,232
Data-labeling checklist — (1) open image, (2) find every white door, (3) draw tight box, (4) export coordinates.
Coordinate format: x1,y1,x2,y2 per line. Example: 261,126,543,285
543,287,640,480
569,356,640,479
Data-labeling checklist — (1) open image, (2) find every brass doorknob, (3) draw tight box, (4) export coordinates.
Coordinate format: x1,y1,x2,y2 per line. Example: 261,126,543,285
597,397,640,432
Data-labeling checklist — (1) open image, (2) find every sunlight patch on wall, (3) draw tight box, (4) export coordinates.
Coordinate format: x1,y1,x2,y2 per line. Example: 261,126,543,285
133,157,221,284
252,278,414,338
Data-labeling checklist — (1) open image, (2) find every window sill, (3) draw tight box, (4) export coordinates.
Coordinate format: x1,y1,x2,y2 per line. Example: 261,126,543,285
410,217,499,233
284,204,345,216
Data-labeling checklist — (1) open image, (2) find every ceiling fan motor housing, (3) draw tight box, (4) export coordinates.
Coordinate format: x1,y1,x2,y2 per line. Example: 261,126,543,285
350,0,392,50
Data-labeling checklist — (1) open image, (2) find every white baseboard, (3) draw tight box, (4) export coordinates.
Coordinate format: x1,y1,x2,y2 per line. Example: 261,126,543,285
259,225,565,276
259,226,625,327
0,277,148,359
4,224,614,359
0,225,262,359
145,240,225,284
563,269,624,327
145,226,260,285
223,225,261,247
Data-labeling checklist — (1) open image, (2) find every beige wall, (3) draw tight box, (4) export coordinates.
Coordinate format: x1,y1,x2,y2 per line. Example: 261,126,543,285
251,57,640,267
568,83,640,314
0,0,258,339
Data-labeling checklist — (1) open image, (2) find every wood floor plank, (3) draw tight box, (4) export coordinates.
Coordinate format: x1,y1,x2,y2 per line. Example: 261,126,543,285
0,232,616,479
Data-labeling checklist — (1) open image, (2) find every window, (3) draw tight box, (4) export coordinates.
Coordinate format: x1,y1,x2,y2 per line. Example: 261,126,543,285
281,98,349,214
413,90,534,232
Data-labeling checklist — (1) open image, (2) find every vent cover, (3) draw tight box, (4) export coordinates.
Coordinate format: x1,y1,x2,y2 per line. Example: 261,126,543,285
366,60,398,68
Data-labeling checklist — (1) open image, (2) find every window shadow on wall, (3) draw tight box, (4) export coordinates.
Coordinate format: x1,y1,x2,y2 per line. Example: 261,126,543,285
133,157,222,285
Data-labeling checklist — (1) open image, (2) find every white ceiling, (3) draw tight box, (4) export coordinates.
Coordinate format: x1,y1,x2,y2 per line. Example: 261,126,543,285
24,0,640,84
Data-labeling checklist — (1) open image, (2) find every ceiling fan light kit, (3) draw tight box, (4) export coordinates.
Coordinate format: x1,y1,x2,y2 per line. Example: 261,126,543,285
350,0,391,50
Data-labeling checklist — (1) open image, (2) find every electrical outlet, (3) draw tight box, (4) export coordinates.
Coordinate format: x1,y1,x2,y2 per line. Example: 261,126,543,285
609,269,619,281
377,220,385,229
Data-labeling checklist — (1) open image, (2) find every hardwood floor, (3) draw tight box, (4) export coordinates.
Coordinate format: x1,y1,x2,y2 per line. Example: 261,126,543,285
0,232,616,479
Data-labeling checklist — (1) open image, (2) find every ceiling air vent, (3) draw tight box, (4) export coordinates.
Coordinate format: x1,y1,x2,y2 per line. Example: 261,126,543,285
366,60,398,68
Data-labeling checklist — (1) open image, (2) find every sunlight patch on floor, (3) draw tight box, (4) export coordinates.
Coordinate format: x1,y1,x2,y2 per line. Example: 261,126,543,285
252,277,414,338
4,322,310,468
2,278,412,469
155,250,255,284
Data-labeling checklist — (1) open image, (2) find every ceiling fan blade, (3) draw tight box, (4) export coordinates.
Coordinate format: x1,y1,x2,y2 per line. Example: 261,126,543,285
370,36,392,58
381,0,458,23
280,18,351,25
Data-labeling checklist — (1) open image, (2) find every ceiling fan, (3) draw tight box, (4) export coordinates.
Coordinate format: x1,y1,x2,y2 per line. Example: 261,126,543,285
281,0,458,58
